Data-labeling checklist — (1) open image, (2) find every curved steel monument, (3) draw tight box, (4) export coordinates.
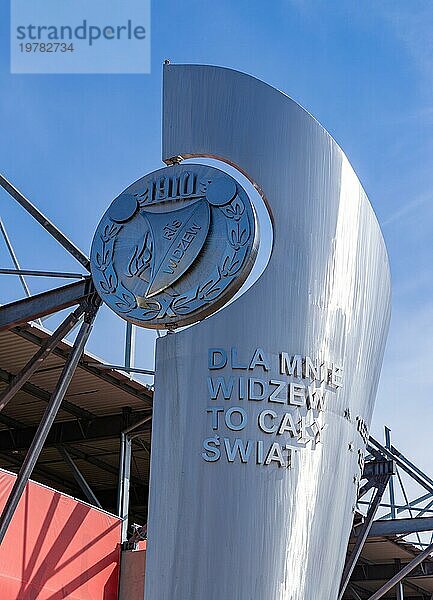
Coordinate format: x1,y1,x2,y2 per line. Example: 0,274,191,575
92,64,391,599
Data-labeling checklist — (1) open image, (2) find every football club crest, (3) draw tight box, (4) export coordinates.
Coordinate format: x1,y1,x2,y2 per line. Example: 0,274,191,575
90,163,259,328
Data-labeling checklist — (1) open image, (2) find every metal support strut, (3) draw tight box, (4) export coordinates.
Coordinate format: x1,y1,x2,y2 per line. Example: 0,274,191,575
348,584,363,600
385,427,396,519
0,218,32,298
0,304,85,412
117,414,152,543
339,451,394,600
0,278,93,332
118,432,132,543
58,446,102,509
0,268,86,279
339,477,390,599
0,174,90,271
0,303,98,545
368,540,433,600
124,321,136,370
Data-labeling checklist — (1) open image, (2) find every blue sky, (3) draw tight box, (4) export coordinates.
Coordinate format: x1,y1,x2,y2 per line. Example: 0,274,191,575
0,1,432,469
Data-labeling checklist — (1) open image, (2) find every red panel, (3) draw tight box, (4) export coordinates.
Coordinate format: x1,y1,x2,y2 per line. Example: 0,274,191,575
0,470,121,600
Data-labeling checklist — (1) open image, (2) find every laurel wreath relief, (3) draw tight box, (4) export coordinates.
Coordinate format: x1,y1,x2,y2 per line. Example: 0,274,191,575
171,194,250,315
92,185,252,323
93,223,138,314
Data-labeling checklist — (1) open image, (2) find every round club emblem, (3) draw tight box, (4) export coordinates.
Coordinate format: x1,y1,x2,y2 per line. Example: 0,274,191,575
90,163,259,328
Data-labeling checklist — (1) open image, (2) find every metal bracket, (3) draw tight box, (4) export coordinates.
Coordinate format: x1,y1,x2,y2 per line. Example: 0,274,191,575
339,455,393,599
123,522,147,551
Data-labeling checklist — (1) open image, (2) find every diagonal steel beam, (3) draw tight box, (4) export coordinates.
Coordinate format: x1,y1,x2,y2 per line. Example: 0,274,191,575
0,410,151,452
0,308,96,545
0,218,32,299
391,444,433,491
0,366,95,421
0,457,150,518
62,444,142,487
381,492,433,520
62,444,117,475
0,174,90,271
348,584,364,600
0,440,144,491
395,466,422,547
351,560,433,581
0,268,86,279
339,477,390,600
351,561,432,598
367,540,433,600
0,412,25,430
0,451,77,493
88,363,155,375
0,278,93,331
366,516,433,537
0,305,85,412
11,326,153,407
58,446,102,508
368,437,433,496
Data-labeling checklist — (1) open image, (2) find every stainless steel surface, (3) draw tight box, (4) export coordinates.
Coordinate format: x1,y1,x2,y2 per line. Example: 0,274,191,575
90,163,258,328
145,64,391,599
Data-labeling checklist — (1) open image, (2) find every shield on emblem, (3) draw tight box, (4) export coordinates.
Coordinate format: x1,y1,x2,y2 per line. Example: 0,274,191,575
142,200,210,297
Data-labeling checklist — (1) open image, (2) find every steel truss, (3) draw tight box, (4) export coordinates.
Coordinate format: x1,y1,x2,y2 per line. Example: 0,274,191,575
341,431,433,599
0,174,152,544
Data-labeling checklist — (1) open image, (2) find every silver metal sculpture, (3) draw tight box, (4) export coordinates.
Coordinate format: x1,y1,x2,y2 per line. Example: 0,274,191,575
90,164,258,328
8,63,433,597
143,64,392,600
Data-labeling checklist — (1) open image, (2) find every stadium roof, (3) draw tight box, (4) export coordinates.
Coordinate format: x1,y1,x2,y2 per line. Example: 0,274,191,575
0,320,152,525
345,534,433,598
